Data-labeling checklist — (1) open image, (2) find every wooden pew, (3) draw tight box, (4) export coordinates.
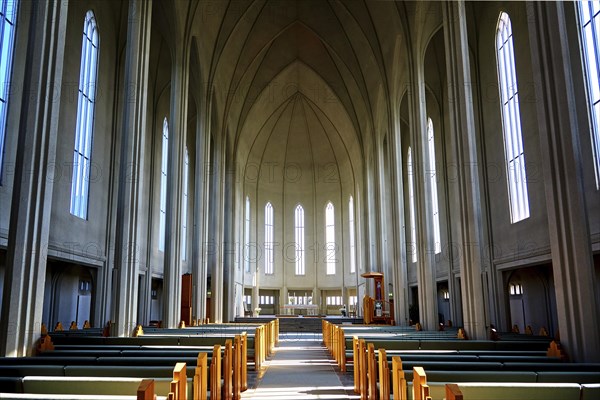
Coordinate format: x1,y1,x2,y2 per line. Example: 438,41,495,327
413,366,431,400
223,340,233,400
210,344,222,400
358,339,367,400
391,356,407,400
137,379,155,400
445,383,463,400
378,349,390,400
194,353,208,400
367,343,376,400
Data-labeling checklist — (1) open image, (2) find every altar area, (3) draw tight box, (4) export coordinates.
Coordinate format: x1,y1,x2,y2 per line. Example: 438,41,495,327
280,304,320,316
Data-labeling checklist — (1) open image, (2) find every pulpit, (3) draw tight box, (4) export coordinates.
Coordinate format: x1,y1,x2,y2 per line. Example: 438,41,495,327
361,272,392,324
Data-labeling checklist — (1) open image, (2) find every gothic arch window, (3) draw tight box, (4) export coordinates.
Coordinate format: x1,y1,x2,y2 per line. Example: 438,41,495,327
294,204,305,275
325,201,336,275
496,11,530,223
408,147,417,263
0,0,18,184
427,118,441,253
159,118,168,251
265,202,274,275
349,196,356,273
245,196,250,272
578,1,600,189
181,147,189,260
70,10,99,219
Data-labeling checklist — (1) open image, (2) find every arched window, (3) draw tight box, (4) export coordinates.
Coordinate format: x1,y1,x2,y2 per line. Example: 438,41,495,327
264,202,274,275
349,196,356,273
408,147,417,263
496,12,530,223
181,147,189,260
245,196,251,272
70,10,99,219
325,202,336,275
578,1,600,189
294,204,305,275
427,118,441,253
0,0,18,184
159,118,168,251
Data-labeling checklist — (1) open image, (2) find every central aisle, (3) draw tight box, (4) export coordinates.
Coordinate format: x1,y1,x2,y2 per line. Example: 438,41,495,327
242,332,359,399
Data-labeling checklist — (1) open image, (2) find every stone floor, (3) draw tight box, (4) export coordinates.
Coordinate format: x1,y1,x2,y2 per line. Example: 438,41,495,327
242,332,359,399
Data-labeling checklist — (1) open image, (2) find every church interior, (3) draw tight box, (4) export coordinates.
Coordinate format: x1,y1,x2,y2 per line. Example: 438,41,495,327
0,0,599,398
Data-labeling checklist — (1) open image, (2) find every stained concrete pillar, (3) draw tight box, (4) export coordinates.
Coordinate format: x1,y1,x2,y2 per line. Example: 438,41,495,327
408,51,438,331
0,0,68,356
111,0,153,337
526,1,600,362
390,119,409,326
442,0,488,340
163,43,190,328
193,114,209,323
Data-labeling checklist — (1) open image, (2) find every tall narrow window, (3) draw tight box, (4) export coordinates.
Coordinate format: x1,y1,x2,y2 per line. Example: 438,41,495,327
427,118,441,254
70,10,99,219
408,147,417,263
578,1,600,189
349,196,356,273
325,202,336,275
295,204,305,275
181,148,189,260
159,118,168,252
245,196,251,272
0,0,18,184
496,12,530,223
264,202,274,275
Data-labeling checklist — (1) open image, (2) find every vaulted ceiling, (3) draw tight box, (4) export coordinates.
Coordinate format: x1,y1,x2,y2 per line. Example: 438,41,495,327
188,0,418,168
148,1,446,186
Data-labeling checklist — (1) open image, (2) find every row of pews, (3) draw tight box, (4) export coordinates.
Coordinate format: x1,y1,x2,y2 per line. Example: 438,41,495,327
0,319,279,399
323,320,600,400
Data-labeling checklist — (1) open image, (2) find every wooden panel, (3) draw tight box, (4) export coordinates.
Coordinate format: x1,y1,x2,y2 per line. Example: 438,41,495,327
173,362,187,400
137,379,154,400
181,274,192,325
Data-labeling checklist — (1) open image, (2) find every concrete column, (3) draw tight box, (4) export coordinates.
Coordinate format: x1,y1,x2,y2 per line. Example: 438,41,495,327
526,2,600,362
193,115,209,323
390,119,409,326
222,155,234,321
408,54,438,331
163,44,190,328
0,0,68,357
441,0,487,340
365,165,379,273
209,136,225,323
111,0,153,337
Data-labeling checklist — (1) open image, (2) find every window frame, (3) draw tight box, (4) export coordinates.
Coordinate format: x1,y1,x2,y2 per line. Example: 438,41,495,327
0,0,18,185
407,147,417,263
294,204,305,276
577,1,600,189
264,202,274,275
159,118,168,252
427,118,442,254
181,147,189,260
69,10,99,219
496,11,530,223
349,196,356,273
325,201,336,275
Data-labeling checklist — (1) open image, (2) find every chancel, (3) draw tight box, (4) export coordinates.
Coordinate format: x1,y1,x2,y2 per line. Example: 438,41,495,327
0,0,599,399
